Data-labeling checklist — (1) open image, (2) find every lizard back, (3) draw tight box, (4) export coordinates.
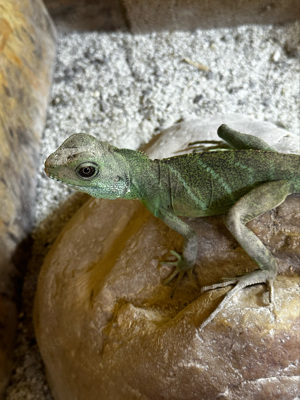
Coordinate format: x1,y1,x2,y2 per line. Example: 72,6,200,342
159,150,300,217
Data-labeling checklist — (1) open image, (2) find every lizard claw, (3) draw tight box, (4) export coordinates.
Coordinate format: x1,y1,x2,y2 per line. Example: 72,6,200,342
161,251,199,293
201,277,239,293
161,251,183,285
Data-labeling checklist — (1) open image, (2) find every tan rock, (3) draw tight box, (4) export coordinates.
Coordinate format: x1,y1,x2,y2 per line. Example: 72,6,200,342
0,0,56,396
34,117,300,399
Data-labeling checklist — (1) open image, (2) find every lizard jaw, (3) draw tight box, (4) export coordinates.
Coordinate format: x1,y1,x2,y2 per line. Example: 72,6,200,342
48,174,60,182
47,172,85,189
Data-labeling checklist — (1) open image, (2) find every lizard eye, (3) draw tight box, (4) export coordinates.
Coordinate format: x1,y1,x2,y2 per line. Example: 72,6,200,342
80,166,95,177
76,162,98,179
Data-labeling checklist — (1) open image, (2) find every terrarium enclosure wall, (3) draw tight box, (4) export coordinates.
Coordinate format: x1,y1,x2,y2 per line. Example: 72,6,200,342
1,0,299,399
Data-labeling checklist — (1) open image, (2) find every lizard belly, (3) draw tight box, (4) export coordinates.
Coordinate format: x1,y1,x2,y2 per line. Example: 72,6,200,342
172,197,233,217
171,184,235,217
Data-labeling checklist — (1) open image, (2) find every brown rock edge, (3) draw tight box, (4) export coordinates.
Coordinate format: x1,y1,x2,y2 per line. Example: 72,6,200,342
124,0,300,33
34,118,300,399
42,0,300,32
0,0,56,397
43,0,128,32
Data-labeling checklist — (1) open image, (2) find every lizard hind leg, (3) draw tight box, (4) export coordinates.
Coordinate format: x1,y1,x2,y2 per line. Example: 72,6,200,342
200,269,275,329
199,179,294,329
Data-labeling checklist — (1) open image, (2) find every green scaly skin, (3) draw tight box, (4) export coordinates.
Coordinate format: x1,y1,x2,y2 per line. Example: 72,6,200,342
45,125,300,329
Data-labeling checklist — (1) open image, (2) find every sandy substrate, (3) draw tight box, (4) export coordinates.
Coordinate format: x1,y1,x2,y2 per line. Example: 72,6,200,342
4,22,300,399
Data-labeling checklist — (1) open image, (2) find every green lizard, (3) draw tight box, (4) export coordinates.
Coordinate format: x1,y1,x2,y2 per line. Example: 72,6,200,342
45,124,300,329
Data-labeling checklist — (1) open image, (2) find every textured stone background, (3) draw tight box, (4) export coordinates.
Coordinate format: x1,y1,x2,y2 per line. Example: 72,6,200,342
4,15,300,400
0,0,56,397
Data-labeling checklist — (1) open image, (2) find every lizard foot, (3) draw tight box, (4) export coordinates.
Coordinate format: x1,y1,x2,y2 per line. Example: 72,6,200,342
161,251,199,296
175,140,229,155
200,269,276,330
187,140,230,153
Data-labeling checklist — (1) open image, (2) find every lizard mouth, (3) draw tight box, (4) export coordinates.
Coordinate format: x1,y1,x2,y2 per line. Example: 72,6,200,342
49,175,60,182
47,172,86,189
45,170,61,182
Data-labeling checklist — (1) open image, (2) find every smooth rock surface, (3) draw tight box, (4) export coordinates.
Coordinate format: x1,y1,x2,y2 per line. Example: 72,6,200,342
34,116,300,400
0,0,56,397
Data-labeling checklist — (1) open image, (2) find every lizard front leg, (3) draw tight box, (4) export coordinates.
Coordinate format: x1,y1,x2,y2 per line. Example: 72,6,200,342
200,179,294,329
157,209,199,290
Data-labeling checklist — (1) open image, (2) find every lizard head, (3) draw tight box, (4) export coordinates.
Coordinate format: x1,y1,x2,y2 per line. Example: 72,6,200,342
45,133,130,199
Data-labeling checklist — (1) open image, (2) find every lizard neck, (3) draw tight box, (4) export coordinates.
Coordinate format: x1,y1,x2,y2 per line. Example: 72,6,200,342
115,148,158,200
